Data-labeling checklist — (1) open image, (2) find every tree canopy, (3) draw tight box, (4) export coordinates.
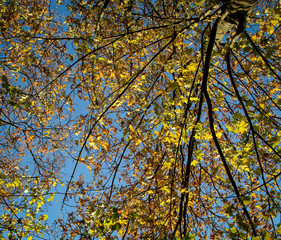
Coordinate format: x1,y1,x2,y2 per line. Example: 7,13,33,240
1,0,281,239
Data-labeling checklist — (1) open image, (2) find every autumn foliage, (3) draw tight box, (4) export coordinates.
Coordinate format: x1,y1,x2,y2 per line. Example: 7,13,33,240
0,0,281,239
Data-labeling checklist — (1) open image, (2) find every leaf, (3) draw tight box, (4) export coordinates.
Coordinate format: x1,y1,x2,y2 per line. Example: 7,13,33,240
184,233,195,240
1,75,9,90
68,54,75,61
276,226,281,234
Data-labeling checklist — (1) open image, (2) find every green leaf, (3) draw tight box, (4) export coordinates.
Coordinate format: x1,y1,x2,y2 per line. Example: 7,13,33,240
9,85,18,96
1,75,9,90
25,101,31,109
264,232,271,240
184,233,195,240
276,226,281,234
68,54,75,61
252,237,260,240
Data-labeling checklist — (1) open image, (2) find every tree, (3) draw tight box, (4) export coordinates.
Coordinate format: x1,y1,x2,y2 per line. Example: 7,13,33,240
0,0,281,239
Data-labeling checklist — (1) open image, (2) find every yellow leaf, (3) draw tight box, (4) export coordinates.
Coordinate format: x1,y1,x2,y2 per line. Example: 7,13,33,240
162,186,171,194
129,125,134,132
189,97,199,101
110,71,116,78
188,63,197,71
89,141,99,150
14,178,21,187
203,133,212,141
89,229,96,235
191,160,198,166
147,189,154,194
135,139,142,146
180,188,188,194
216,131,222,138
47,193,55,202
163,161,172,169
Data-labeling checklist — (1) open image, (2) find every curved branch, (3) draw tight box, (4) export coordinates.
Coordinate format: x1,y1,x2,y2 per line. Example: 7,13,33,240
200,13,257,236
244,30,281,83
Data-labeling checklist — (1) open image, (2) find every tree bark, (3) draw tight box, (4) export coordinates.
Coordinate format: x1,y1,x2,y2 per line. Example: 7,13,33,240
215,0,259,44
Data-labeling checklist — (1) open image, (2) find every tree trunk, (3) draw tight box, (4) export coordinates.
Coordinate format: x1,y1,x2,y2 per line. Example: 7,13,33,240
215,0,259,43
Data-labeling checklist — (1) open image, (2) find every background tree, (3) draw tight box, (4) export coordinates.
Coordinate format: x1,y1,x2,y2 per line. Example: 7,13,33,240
0,0,281,239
